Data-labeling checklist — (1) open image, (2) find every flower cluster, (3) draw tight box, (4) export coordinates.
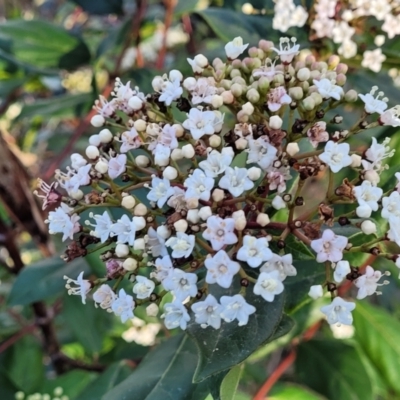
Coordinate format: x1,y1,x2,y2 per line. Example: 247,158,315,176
36,35,400,331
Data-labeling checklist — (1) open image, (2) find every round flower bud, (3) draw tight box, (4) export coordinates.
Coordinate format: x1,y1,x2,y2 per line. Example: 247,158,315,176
194,54,208,68
302,96,315,111
242,102,254,115
91,115,105,127
99,129,113,143
85,145,100,159
235,138,248,150
212,188,225,202
115,244,129,257
198,206,212,220
230,69,241,78
350,154,362,168
269,115,283,130
336,73,346,86
237,110,249,123
146,303,159,317
328,55,340,69
169,69,183,82
157,225,171,239
70,190,84,200
258,76,270,93
182,144,195,159
246,88,260,103
134,238,146,251
171,148,183,160
211,95,224,108
221,90,234,104
356,205,372,218
288,87,303,100
173,124,184,138
186,198,199,209
133,216,146,231
256,212,270,227
121,195,136,209
364,170,380,186
247,166,261,181
231,83,243,97
152,76,164,91
123,257,138,271
146,123,160,136
336,63,348,74
272,195,286,210
209,134,221,148
297,67,310,81
95,160,108,174
183,77,196,90
187,209,200,224
163,166,178,180
135,155,150,167
248,46,259,57
134,203,147,216
134,119,147,132
345,89,358,102
361,220,377,235
286,142,300,156
308,285,323,300
174,219,188,233
232,210,246,231
310,92,323,106
258,39,274,52
128,96,143,111
310,70,321,80
89,134,101,147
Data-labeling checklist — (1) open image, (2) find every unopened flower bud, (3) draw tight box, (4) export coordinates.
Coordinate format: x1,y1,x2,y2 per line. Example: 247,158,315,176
199,206,212,220
235,138,248,150
172,124,184,138
247,166,261,181
246,88,260,103
99,129,113,143
133,216,146,231
288,87,303,100
91,115,105,127
89,134,101,146
308,285,323,299
146,303,159,317
286,142,300,156
237,110,249,123
364,170,380,185
183,77,196,90
297,67,310,81
134,238,145,250
258,76,270,92
70,190,84,200
95,160,108,174
123,257,138,271
186,198,199,209
211,94,224,108
209,134,221,148
345,89,358,102
174,219,188,232
171,148,183,160
86,145,100,159
115,244,129,257
232,210,246,231
212,188,225,202
121,195,136,209
269,115,283,130
328,55,340,69
350,154,362,168
157,225,171,239
242,102,254,115
134,203,147,216
231,83,243,97
336,73,346,86
361,220,377,235
303,96,316,111
310,92,323,106
194,54,208,68
134,119,147,131
258,39,273,52
256,213,270,227
152,76,164,91
163,166,178,180
187,209,200,224
272,195,286,210
336,63,348,74
135,155,150,167
182,144,195,159
222,90,234,104
273,74,284,85
230,69,241,78
356,204,372,218
169,69,183,82
128,96,143,111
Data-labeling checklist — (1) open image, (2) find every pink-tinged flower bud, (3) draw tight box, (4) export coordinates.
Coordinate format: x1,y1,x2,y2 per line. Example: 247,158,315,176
256,213,270,227
134,203,147,216
247,166,261,181
115,244,129,257
246,88,260,103
128,96,143,111
336,74,347,86
213,57,224,69
89,134,101,146
258,39,274,52
235,138,248,149
174,219,188,233
305,54,316,66
269,115,283,130
328,55,340,69
99,129,113,143
295,61,306,70
361,220,377,235
248,46,259,57
146,303,159,317
134,119,146,131
297,67,310,82
121,195,136,209
222,90,234,104
286,142,300,156
95,160,108,174
351,154,362,168
187,209,200,224
135,155,150,167
209,134,222,148
212,188,225,202
364,170,380,186
345,89,358,102
310,70,321,80
91,115,105,127
86,145,100,159
123,258,138,271
230,69,242,79
231,83,243,97
336,63,348,74
182,144,195,159
211,94,224,108
163,166,178,180
289,87,304,100
302,96,315,111
232,59,242,68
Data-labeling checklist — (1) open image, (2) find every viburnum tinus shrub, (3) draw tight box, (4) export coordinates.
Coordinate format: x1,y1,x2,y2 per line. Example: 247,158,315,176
36,36,400,365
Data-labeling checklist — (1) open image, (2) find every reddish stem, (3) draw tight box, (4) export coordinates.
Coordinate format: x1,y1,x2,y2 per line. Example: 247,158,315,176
0,324,36,354
156,0,176,70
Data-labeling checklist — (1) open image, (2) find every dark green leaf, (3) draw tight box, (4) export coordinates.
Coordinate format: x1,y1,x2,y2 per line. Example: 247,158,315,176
284,234,315,260
0,76,26,97
353,301,400,395
269,383,327,400
220,364,244,400
296,339,373,400
7,257,90,306
0,354,19,400
71,0,123,15
102,334,198,400
206,371,228,400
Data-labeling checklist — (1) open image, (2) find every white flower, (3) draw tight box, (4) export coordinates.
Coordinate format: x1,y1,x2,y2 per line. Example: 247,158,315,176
319,141,352,173
146,227,168,258
184,169,214,201
320,297,355,326
334,260,351,283
308,285,323,300
237,235,273,268
307,121,329,148
162,269,198,301
260,253,296,281
247,137,278,170
165,232,195,258
364,137,394,170
93,284,116,310
133,276,155,299
332,21,355,43
271,37,300,64
162,301,190,330
199,149,233,178
64,271,91,304
185,77,217,105
254,270,284,302
362,49,386,73
120,127,141,153
158,77,183,106
379,105,400,127
191,294,222,329
151,255,174,282
111,289,135,323
353,180,383,212
220,294,256,326
218,167,254,197
187,54,209,73
183,108,220,140
202,216,238,251
311,229,348,263
359,86,388,114
354,266,385,299
146,177,175,208
253,58,283,81
204,250,240,288
86,211,112,243
108,154,127,179
382,191,400,220
313,78,344,101
70,153,87,170
337,39,357,59
267,87,292,112
110,214,137,245
225,36,249,59
68,164,91,193
46,203,80,242
388,216,400,246
267,166,291,193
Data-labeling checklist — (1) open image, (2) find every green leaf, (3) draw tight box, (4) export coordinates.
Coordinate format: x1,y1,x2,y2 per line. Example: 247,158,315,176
75,362,132,400
188,288,285,382
0,20,90,71
284,260,325,312
283,234,314,260
220,364,244,400
231,151,248,168
7,256,90,306
102,334,198,400
71,0,123,15
296,339,373,400
0,76,26,97
353,301,400,395
269,383,327,400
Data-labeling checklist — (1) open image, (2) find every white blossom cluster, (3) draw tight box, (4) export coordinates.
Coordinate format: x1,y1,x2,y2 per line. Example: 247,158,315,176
35,36,400,331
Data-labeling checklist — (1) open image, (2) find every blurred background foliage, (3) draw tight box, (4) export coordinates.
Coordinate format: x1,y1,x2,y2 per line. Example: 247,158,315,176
0,0,400,399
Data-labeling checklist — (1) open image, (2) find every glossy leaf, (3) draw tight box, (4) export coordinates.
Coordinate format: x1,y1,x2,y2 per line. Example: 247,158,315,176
353,301,400,395
7,256,90,306
296,339,373,400
220,364,244,400
283,234,315,260
269,383,327,400
102,334,198,400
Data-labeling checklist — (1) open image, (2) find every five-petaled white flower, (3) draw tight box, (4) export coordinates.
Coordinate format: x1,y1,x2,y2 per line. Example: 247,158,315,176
382,191,400,220
202,216,238,251
313,78,344,101
151,255,174,282
311,229,348,263
320,297,355,326
147,177,175,208
183,108,219,140
272,37,300,64
319,141,352,173
111,289,135,323
199,149,233,178
379,106,400,127
225,36,249,59
64,271,91,304
353,180,383,212
359,86,388,114
237,235,273,268
165,232,195,258
260,253,297,281
184,169,214,201
247,137,278,170
220,294,256,326
388,216,400,247
333,260,351,283
204,250,240,288
162,301,190,330
254,270,284,302
108,154,127,180
218,167,254,197
133,276,155,299
354,265,385,299
267,87,292,112
86,211,112,243
162,269,198,301
191,294,222,329
110,214,138,246
46,203,80,242
93,284,116,311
